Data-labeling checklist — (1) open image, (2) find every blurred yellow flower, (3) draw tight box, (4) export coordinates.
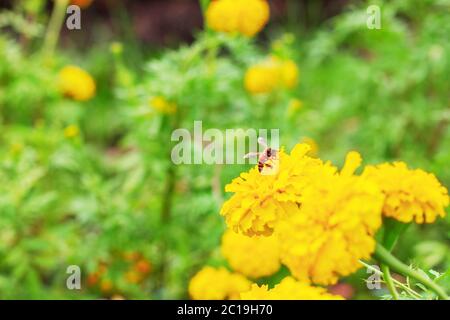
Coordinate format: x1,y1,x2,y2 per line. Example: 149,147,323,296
221,229,280,278
59,65,96,101
100,279,113,293
9,142,24,155
241,277,343,300
206,0,270,37
70,0,93,9
149,96,177,114
276,152,384,285
244,59,280,94
189,266,251,300
64,124,80,138
363,162,449,224
221,143,332,236
280,60,299,88
110,41,123,55
244,57,299,94
300,137,318,157
287,98,303,116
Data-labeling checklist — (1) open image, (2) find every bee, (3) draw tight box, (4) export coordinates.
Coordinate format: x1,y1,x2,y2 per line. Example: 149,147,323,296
244,137,278,173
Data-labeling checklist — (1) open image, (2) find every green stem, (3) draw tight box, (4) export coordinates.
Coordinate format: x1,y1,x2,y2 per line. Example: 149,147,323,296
380,220,409,300
374,243,449,300
42,0,69,56
361,261,422,299
381,264,400,300
199,0,210,15
156,107,182,294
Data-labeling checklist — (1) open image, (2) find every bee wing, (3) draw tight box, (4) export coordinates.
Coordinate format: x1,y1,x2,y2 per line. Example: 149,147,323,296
243,152,260,159
257,137,268,148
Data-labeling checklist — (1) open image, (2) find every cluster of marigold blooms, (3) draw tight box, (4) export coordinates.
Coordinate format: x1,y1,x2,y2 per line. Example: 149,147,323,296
57,63,178,119
142,0,299,115
208,0,302,125
87,251,152,299
57,0,297,118
189,142,449,300
60,0,274,103
208,0,300,96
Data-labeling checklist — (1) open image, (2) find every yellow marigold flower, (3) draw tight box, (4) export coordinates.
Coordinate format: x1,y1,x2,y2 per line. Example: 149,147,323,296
279,59,299,88
362,162,449,224
64,124,80,138
206,0,270,37
221,143,333,236
70,0,93,9
300,137,318,157
241,277,343,300
59,65,96,101
276,152,384,285
189,266,251,300
221,230,280,278
150,96,177,114
244,59,280,94
244,57,299,94
189,267,229,300
227,273,253,300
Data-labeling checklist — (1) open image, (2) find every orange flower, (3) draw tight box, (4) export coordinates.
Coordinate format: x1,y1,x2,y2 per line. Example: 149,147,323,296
87,273,99,287
100,279,113,293
134,259,152,274
70,0,93,9
97,262,108,275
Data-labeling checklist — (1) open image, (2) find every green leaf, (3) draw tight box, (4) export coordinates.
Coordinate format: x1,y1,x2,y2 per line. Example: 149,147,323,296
382,218,410,251
436,270,450,291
